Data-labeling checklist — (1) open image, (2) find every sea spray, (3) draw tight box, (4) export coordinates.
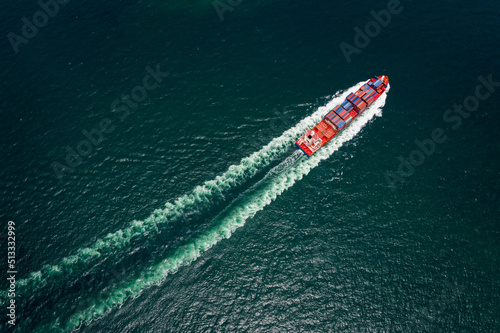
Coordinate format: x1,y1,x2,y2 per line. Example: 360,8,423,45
13,81,366,295
44,86,388,332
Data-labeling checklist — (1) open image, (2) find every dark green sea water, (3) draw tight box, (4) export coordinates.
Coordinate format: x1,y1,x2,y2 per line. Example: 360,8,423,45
1,0,499,332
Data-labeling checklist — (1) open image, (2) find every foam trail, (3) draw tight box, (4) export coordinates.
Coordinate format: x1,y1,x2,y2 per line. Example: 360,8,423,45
13,82,366,295
44,86,388,332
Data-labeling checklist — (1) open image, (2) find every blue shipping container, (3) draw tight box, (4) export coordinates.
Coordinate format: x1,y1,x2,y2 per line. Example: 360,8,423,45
341,101,354,111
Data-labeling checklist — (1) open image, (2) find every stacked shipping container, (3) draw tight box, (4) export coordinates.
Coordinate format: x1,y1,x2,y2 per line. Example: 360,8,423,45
360,87,379,105
341,100,354,112
295,76,389,157
333,105,349,119
324,79,386,131
316,120,336,140
347,92,368,111
325,110,346,130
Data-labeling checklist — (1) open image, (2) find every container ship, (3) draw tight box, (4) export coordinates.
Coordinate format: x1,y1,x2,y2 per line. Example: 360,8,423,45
295,76,389,156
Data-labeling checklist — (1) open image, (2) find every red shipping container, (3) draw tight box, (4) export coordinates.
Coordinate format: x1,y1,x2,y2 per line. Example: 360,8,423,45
363,92,376,103
338,109,351,120
324,127,335,138
317,121,326,131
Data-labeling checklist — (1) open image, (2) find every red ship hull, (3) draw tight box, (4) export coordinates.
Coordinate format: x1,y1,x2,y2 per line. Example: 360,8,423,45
295,76,389,156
